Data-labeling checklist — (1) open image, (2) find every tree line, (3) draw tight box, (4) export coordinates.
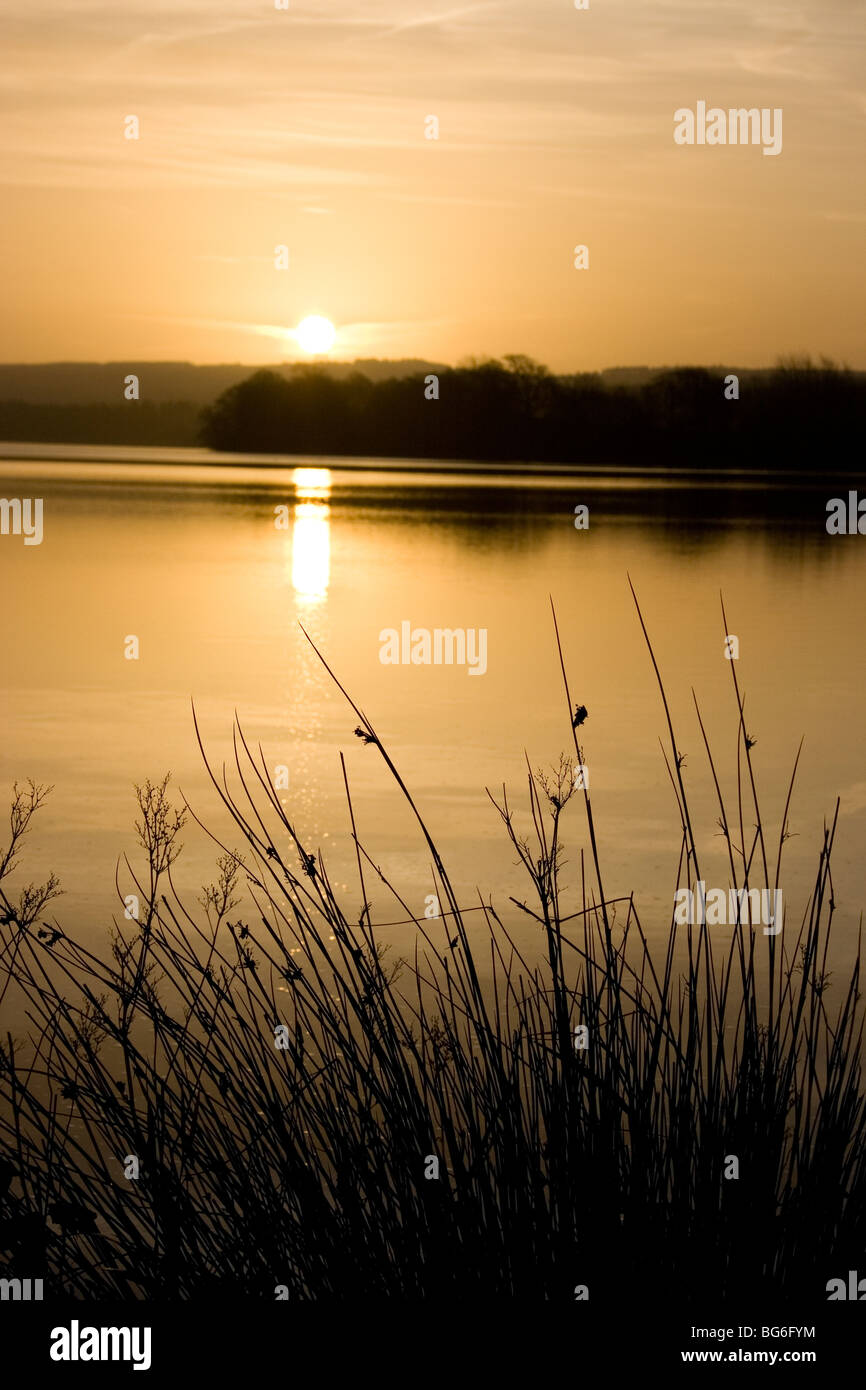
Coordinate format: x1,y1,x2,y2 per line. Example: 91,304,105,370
1,356,862,466
200,355,864,467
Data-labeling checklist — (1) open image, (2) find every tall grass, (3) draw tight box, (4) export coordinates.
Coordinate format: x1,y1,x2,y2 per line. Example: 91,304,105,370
0,600,864,1303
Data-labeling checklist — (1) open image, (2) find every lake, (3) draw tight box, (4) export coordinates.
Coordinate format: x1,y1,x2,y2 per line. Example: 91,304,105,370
1,445,864,1026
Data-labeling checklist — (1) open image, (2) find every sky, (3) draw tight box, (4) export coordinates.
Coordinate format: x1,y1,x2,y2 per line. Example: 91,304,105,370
1,0,864,370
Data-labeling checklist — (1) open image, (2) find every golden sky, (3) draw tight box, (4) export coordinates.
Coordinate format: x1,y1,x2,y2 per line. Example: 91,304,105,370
2,0,864,370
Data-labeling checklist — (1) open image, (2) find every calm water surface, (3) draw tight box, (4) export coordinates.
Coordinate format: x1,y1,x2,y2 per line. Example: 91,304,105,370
1,446,864,1018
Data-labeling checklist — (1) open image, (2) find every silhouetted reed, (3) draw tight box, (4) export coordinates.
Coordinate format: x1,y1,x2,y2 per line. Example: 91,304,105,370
0,599,863,1303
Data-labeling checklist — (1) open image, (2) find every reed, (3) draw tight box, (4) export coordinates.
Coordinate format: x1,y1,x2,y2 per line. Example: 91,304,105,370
0,600,863,1303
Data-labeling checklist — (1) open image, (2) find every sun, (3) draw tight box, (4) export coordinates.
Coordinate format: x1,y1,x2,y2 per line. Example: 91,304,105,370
295,315,336,354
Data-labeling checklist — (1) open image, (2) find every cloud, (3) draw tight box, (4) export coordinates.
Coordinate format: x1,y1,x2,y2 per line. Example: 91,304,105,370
380,191,520,207
333,318,456,351
374,1,504,39
118,314,292,342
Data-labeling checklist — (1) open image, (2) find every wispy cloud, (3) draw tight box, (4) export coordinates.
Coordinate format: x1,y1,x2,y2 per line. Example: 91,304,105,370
119,314,291,342
375,1,504,39
380,191,520,207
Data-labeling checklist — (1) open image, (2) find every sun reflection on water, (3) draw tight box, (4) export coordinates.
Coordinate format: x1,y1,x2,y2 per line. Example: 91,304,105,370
290,469,331,600
292,467,331,501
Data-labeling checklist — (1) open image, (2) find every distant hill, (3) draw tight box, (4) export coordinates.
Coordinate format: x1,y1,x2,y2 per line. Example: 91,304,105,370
2,359,855,408
0,359,450,406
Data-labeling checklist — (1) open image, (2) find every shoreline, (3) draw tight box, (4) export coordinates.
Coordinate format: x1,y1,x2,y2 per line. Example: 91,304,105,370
0,440,858,485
